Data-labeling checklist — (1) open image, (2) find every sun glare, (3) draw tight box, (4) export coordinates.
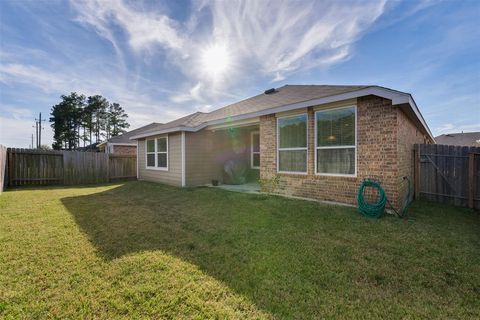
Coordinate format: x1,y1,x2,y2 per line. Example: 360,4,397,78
201,43,230,79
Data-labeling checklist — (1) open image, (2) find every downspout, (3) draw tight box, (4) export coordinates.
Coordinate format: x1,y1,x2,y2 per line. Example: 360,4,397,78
136,140,139,180
181,131,186,187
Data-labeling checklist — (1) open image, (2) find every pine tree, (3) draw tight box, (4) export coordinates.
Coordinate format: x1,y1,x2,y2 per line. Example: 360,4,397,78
50,102,68,150
86,95,109,143
51,93,130,149
108,102,130,137
50,92,85,150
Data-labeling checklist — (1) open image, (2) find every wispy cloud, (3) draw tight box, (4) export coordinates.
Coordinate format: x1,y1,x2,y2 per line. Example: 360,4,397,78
0,63,70,93
0,61,188,129
0,116,52,147
204,0,386,76
1,104,34,120
2,0,478,148
436,123,480,135
71,0,186,54
70,0,388,102
376,0,440,29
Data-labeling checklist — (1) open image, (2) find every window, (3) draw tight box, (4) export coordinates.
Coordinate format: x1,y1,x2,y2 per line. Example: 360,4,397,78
251,131,260,169
146,140,155,167
315,106,356,176
146,136,168,170
277,114,307,173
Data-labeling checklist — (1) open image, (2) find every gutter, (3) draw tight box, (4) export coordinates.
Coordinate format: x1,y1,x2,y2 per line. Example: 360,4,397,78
98,141,137,147
130,125,203,140
109,142,137,146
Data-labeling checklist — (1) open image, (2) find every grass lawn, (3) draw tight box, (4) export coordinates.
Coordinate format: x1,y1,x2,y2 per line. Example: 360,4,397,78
0,181,479,319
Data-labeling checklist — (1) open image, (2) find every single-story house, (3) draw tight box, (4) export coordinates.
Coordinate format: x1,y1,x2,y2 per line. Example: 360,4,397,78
435,132,480,147
98,123,160,155
130,85,434,210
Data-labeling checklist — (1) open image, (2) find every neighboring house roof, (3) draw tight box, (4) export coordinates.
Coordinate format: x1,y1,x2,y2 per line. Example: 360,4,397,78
98,122,161,146
77,142,100,151
434,132,480,147
131,84,434,141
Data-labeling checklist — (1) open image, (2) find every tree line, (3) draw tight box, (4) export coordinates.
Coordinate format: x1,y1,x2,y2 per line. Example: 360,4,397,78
50,92,130,150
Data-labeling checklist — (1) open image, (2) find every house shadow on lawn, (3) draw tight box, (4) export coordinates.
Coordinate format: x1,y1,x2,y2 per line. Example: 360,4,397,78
60,181,479,318
61,182,373,318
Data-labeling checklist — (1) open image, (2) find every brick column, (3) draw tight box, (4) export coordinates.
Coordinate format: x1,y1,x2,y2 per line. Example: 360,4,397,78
259,114,276,179
357,96,399,209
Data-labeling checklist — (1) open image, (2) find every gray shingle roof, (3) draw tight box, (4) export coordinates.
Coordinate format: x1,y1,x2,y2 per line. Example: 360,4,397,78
136,85,370,136
106,122,162,144
435,132,480,147
134,112,206,137
204,85,369,122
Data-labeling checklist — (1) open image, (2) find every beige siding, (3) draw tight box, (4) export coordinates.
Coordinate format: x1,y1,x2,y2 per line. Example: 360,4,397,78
137,133,182,186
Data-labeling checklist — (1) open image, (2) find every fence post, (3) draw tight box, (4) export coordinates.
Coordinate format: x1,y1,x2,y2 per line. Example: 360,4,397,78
8,149,13,187
61,151,65,185
468,153,474,209
107,154,110,183
414,144,420,200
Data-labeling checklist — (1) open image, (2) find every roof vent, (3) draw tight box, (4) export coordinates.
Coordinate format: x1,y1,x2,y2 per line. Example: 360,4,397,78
264,88,277,95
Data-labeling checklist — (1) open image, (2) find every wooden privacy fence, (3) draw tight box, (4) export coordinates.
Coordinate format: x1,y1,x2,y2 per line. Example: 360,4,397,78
6,148,137,187
415,144,480,209
109,154,137,181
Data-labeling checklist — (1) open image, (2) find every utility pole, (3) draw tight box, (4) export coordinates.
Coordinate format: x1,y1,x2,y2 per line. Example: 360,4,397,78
39,112,42,148
31,134,34,149
35,112,46,148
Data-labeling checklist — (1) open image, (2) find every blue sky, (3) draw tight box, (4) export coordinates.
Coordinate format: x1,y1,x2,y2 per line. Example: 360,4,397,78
0,0,479,147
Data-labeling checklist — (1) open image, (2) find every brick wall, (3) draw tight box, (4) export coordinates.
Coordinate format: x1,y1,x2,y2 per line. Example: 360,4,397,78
396,109,433,209
113,145,136,155
259,114,277,178
259,95,415,210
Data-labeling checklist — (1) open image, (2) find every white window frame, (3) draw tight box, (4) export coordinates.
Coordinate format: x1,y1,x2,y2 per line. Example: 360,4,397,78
276,113,308,174
251,131,260,169
314,105,357,177
145,136,168,171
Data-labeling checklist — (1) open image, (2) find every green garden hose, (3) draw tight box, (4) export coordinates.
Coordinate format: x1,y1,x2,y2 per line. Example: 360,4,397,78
357,179,387,218
357,177,412,219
